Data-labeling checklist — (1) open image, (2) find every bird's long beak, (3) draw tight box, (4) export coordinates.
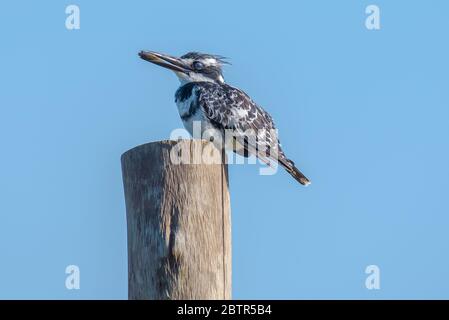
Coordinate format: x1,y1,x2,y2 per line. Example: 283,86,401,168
139,51,191,74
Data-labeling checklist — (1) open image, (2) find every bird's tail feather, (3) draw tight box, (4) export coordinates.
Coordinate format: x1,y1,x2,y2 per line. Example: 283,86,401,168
279,158,311,186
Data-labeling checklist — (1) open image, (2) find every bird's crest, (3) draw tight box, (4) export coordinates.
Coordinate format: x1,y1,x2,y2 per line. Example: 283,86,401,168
180,52,231,66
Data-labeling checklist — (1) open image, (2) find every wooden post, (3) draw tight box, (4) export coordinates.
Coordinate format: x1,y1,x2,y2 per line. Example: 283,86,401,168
121,140,231,300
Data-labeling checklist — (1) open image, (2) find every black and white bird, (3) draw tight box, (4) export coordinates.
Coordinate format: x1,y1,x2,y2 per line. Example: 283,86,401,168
139,51,310,186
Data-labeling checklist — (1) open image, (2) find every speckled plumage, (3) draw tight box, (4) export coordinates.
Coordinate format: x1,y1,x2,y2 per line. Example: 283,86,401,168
140,50,310,185
175,81,309,185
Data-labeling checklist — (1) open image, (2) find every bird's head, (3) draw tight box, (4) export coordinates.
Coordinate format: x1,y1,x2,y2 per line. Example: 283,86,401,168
139,51,228,84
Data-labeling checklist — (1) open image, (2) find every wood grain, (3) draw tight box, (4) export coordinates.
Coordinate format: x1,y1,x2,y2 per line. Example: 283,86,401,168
121,140,231,300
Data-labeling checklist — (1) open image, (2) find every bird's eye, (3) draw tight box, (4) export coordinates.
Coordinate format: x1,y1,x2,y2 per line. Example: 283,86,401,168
193,61,204,70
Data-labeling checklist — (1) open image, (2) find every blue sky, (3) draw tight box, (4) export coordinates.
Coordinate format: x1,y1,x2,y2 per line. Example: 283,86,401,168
0,0,448,299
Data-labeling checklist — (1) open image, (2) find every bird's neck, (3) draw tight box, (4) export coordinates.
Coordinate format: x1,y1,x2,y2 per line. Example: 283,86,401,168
176,73,225,85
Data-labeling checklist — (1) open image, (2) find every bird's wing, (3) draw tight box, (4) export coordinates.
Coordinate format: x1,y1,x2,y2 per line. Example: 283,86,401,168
197,82,311,186
197,83,282,164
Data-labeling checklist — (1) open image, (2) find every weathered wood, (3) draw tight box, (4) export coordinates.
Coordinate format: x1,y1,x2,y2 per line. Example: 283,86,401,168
121,140,231,300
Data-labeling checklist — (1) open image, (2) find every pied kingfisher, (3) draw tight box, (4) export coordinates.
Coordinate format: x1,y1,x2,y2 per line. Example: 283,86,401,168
139,51,310,186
